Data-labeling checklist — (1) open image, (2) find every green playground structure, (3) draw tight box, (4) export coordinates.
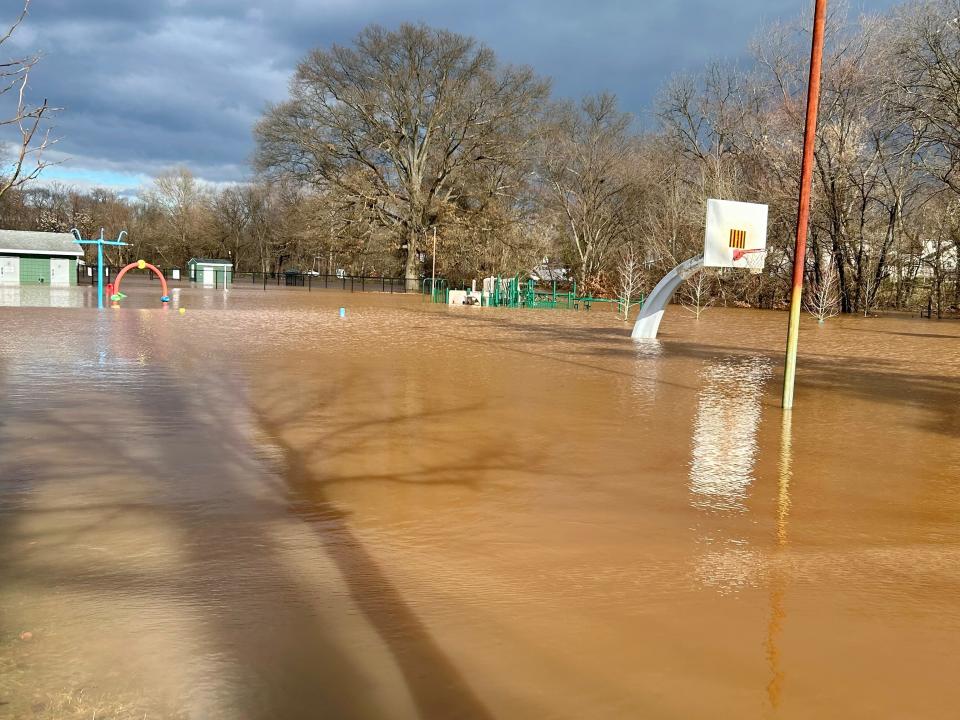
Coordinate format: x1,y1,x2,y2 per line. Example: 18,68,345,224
424,274,641,312
423,277,449,303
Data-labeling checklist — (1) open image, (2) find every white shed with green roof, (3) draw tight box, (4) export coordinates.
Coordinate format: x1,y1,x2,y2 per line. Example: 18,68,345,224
187,258,232,286
0,230,82,286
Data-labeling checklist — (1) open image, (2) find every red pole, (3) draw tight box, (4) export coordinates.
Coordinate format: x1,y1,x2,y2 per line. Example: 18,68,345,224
782,0,827,410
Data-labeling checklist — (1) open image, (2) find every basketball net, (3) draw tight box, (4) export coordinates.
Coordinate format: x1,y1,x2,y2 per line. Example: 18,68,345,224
732,248,766,275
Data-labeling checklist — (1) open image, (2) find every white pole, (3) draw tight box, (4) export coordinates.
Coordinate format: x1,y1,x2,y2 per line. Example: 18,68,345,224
431,227,438,299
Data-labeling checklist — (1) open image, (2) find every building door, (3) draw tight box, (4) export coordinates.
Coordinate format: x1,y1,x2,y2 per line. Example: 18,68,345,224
49,258,70,286
0,256,19,284
202,267,214,286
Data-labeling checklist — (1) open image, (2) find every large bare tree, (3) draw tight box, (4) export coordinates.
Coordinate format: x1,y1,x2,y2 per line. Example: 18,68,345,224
142,168,211,265
0,0,56,201
256,23,548,289
539,93,637,291
889,0,960,193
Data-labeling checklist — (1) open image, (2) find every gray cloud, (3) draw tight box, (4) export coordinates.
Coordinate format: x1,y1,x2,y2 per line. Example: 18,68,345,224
6,0,900,187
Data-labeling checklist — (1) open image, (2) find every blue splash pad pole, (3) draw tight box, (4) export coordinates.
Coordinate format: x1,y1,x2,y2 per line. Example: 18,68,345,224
72,228,129,310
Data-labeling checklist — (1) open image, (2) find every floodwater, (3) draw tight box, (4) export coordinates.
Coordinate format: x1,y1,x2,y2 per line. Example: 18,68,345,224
1,283,958,719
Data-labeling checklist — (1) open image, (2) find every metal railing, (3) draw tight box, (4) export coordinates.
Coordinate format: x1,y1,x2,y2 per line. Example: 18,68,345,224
233,271,408,293
77,265,410,293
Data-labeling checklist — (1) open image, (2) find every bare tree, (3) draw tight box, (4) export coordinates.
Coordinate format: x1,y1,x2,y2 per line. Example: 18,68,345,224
682,269,714,319
889,0,960,194
540,93,636,290
142,168,211,265
213,186,251,270
804,257,841,323
256,23,548,289
615,244,645,320
657,65,754,201
0,0,57,200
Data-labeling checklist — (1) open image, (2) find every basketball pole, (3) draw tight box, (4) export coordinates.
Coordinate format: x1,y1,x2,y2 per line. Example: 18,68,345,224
782,0,827,410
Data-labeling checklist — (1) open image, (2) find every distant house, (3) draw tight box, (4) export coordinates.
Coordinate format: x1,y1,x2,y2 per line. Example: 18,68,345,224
530,259,569,283
916,240,958,280
0,230,83,286
187,258,233,286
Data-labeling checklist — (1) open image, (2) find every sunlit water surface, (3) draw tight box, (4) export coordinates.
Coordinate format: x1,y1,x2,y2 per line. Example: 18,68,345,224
1,284,958,719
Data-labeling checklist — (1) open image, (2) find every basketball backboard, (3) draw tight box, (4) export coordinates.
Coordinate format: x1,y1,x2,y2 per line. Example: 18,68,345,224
703,199,768,270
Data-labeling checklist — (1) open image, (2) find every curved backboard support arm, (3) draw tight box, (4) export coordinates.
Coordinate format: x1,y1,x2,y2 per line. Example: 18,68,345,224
631,255,704,340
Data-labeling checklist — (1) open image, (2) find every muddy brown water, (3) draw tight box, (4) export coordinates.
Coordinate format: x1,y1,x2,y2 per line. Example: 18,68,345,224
1,284,958,719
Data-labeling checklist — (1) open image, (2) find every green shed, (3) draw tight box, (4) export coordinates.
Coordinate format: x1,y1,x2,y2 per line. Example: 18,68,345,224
187,258,233,286
0,229,82,286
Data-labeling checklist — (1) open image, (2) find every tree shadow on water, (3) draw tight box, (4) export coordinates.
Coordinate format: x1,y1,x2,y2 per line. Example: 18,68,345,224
255,404,496,720
0,358,497,719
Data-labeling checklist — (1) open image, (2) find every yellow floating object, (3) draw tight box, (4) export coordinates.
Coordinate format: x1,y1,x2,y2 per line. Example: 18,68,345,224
137,259,146,269
179,307,186,315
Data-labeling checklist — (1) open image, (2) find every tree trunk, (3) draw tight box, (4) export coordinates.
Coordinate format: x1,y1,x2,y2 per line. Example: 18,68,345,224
404,225,419,291
832,242,852,314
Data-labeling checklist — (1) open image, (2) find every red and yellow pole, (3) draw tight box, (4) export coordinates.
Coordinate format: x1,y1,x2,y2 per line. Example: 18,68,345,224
782,0,828,410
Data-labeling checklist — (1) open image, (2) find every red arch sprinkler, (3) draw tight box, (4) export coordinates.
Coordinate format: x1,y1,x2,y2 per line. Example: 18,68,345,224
110,260,171,307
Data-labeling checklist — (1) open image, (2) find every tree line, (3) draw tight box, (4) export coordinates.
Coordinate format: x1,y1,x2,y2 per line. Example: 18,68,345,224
2,0,959,314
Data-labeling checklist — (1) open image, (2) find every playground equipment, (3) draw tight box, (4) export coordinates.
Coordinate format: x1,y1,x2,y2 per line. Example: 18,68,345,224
72,228,129,310
426,274,579,308
422,277,449,303
425,273,638,312
448,289,483,306
632,199,768,340
109,259,171,307
483,275,579,308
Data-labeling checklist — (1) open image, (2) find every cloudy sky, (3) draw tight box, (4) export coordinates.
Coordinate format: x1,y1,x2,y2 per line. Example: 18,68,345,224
5,0,898,193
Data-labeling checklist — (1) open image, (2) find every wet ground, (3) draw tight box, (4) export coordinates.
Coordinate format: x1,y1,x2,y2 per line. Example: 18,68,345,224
1,284,958,719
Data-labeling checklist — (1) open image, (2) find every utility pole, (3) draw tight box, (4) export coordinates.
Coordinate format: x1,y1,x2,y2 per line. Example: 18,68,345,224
782,0,827,410
431,227,437,300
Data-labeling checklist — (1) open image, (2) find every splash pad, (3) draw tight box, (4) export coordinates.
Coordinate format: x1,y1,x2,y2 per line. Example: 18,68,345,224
109,259,170,307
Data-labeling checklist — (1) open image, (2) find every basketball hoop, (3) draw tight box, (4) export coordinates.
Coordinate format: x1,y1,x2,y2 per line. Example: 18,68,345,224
703,199,769,273
733,248,766,274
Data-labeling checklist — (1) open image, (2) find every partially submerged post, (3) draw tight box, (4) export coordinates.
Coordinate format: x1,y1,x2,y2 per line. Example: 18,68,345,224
430,227,438,301
782,0,828,410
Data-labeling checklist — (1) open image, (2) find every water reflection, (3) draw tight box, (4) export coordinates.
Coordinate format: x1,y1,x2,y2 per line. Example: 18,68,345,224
692,536,763,594
2,298,959,718
690,356,772,594
618,340,663,415
765,412,793,711
628,339,664,408
0,286,88,308
689,356,772,512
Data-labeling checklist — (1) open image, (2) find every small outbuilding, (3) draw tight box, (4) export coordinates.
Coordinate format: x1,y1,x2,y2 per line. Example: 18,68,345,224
0,229,83,286
187,258,233,286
